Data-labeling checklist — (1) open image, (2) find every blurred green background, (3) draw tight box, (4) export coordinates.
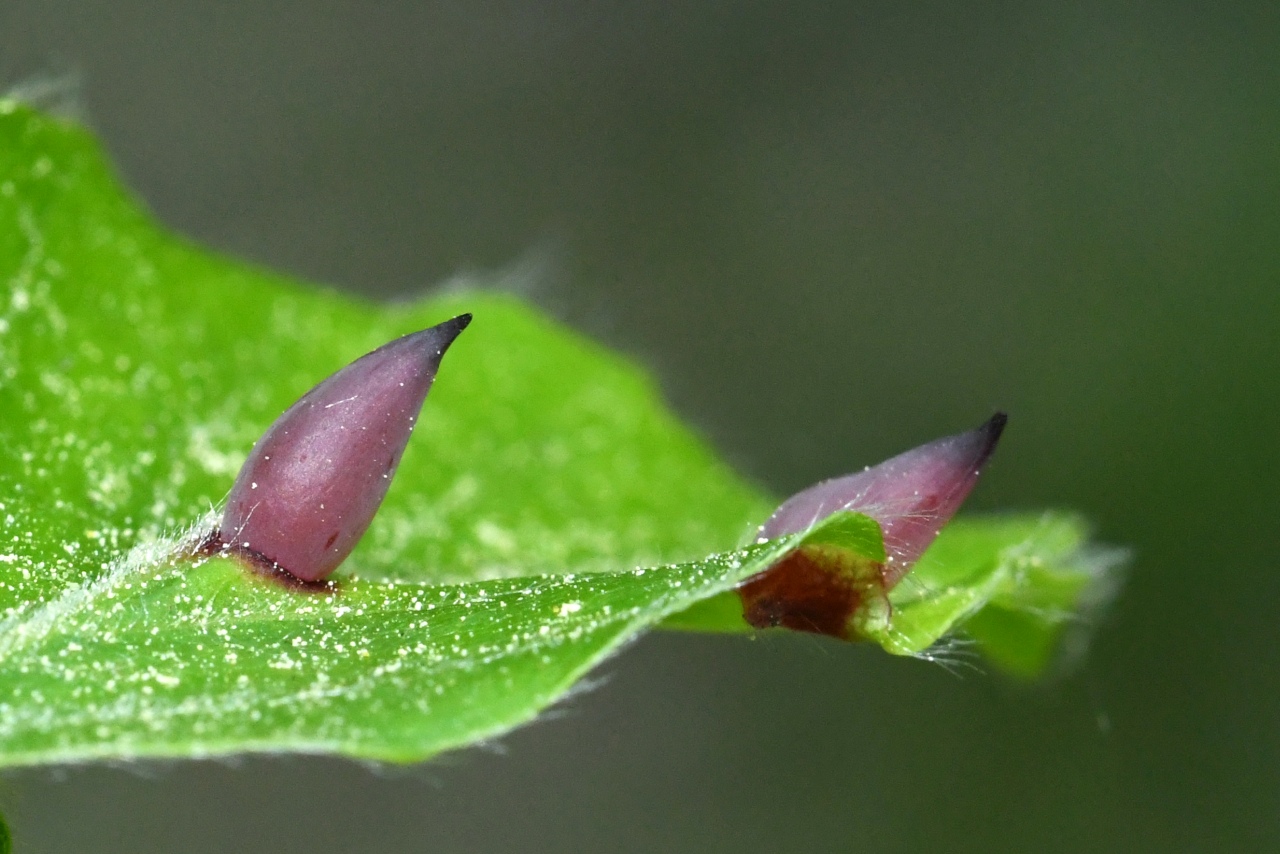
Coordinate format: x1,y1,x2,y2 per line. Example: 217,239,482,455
2,2,1277,851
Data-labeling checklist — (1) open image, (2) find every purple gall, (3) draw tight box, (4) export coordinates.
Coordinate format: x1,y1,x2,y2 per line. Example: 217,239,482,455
740,413,1006,637
211,314,471,584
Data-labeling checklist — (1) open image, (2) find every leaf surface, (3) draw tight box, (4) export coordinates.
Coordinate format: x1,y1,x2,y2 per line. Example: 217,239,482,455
0,101,1119,767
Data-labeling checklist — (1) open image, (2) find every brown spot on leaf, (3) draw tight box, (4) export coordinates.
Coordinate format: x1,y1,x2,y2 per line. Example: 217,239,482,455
738,546,885,639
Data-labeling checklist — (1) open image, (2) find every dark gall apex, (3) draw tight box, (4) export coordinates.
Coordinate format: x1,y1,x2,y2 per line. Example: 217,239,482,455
215,314,471,583
741,413,1006,638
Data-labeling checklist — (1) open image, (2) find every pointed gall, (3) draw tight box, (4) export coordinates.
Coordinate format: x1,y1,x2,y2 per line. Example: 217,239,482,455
216,314,471,583
741,413,1006,637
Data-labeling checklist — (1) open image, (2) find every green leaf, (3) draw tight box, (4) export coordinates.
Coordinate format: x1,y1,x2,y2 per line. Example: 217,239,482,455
0,100,1120,768
0,535,803,765
867,512,1125,671
913,513,1125,675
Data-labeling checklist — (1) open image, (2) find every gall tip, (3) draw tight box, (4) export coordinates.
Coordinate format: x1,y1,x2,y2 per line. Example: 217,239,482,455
444,312,473,335
977,411,1007,458
402,313,472,357
960,411,1008,473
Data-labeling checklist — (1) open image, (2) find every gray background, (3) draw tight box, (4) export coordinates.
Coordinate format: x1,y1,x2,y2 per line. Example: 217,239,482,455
3,2,1278,852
